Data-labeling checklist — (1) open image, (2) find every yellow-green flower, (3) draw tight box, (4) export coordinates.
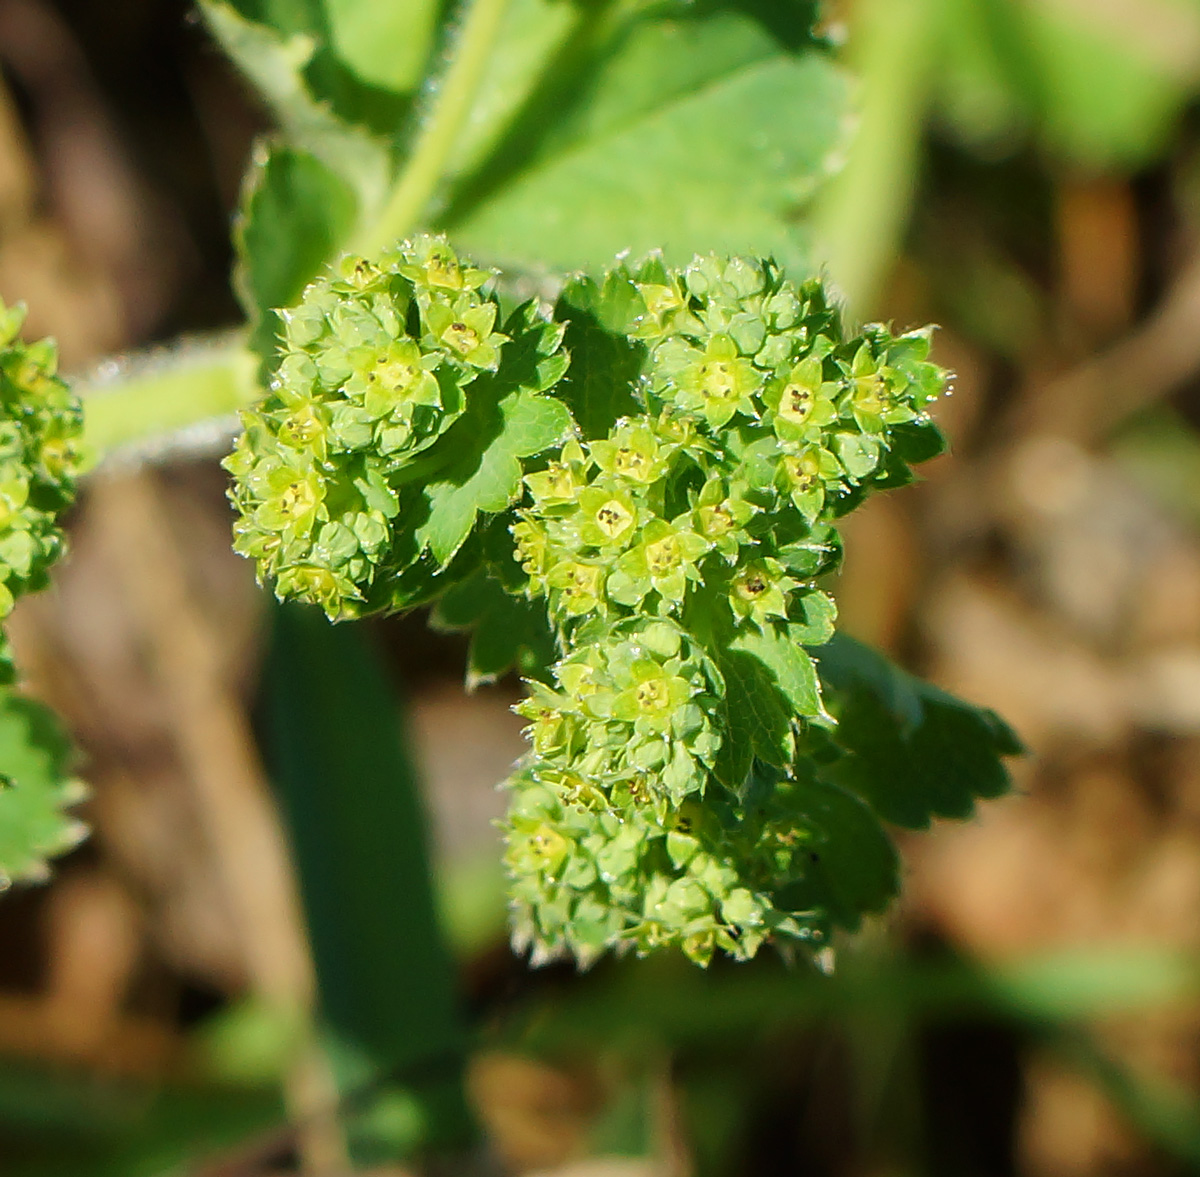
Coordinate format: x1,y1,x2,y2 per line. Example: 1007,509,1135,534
668,334,762,429
730,558,795,625
575,485,640,549
424,298,506,369
764,356,837,441
590,420,668,484
526,440,588,507
548,558,606,616
611,660,694,733
611,518,709,608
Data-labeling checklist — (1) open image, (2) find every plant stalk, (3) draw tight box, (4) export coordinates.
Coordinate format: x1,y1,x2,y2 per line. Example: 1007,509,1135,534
355,0,513,256
78,332,258,468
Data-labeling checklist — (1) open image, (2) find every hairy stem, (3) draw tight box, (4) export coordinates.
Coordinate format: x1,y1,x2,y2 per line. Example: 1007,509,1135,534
355,0,513,257
814,0,937,316
78,333,258,467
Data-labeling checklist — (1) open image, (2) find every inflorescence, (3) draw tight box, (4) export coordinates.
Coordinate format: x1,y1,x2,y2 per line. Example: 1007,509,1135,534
225,237,507,617
227,238,949,967
0,301,83,682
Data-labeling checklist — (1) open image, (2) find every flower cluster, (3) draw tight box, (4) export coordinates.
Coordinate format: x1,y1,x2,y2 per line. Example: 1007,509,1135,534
505,765,836,967
231,239,950,967
502,253,947,965
515,618,723,812
225,236,508,617
0,301,83,681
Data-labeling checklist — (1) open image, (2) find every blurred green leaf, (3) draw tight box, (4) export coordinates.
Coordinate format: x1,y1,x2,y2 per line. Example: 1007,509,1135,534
262,603,465,1079
1023,1,1188,168
711,640,795,787
201,0,392,213
816,634,1021,829
215,0,417,131
431,567,555,686
445,8,848,272
773,778,900,931
0,690,85,887
0,1059,282,1177
445,0,582,183
937,0,1194,167
80,336,259,462
434,851,509,955
814,0,938,313
235,144,358,372
323,0,439,94
1062,1032,1200,1166
707,609,828,785
509,945,1200,1054
191,997,307,1087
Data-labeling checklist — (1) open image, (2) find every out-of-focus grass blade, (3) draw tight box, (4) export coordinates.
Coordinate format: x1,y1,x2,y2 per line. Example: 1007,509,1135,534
506,946,1200,1052
1057,1031,1200,1166
261,602,466,1086
0,1060,282,1177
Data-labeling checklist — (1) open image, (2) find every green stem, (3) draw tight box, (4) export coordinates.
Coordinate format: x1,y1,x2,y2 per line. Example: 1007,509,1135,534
79,333,258,465
77,0,514,463
355,0,513,256
814,0,939,317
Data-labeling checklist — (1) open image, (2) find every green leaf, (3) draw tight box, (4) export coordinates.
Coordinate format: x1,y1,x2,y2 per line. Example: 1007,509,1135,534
418,388,571,563
708,621,829,786
711,641,793,787
553,269,647,440
772,777,899,932
415,304,572,564
201,0,391,214
444,0,582,183
220,0,416,134
262,603,466,1078
1024,2,1185,167
323,0,438,94
235,144,358,372
0,690,85,887
732,622,828,723
445,9,848,273
815,633,1023,830
431,568,555,686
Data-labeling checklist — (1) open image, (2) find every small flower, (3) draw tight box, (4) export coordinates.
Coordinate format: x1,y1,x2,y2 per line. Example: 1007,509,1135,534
776,445,841,520
274,563,359,615
590,421,669,484
512,517,553,589
277,398,329,457
611,518,709,608
354,339,441,415
395,234,492,294
254,464,325,535
692,478,755,561
507,817,571,877
611,659,695,733
525,440,588,507
839,343,915,434
763,356,838,441
658,334,762,429
575,484,640,549
548,558,606,616
423,298,506,369
730,558,795,625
